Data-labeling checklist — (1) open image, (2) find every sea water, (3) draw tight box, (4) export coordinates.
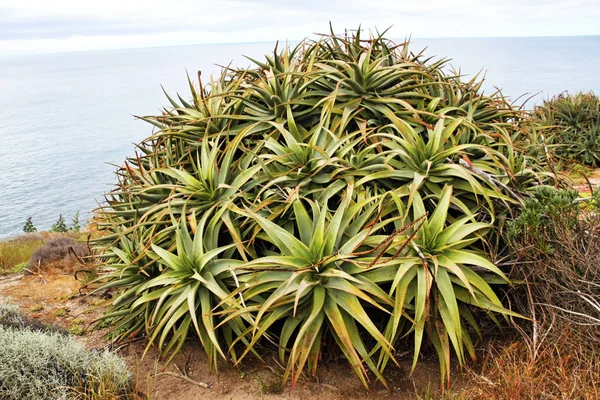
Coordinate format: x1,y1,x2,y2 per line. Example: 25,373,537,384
1,36,599,237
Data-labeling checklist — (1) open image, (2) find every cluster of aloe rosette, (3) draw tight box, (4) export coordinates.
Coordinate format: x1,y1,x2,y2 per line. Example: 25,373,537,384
93,27,546,388
532,91,600,167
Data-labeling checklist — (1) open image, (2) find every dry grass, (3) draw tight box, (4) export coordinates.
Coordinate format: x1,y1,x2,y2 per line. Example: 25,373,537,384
508,209,600,352
0,235,45,274
464,333,600,400
0,228,102,276
461,190,600,400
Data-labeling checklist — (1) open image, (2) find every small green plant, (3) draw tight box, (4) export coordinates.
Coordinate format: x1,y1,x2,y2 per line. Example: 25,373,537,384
71,211,81,232
88,299,106,307
505,186,598,253
54,307,69,317
9,262,26,274
50,214,68,233
55,291,77,301
69,319,86,336
256,374,284,395
22,217,37,233
30,305,44,312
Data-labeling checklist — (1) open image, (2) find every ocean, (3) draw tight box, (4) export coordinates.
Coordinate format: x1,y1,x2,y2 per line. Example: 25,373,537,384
1,36,599,238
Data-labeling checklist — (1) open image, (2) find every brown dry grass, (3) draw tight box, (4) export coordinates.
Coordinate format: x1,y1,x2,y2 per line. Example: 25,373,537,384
464,333,600,400
462,193,600,400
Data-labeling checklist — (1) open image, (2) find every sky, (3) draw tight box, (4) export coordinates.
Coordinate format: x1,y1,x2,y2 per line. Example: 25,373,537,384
1,0,599,54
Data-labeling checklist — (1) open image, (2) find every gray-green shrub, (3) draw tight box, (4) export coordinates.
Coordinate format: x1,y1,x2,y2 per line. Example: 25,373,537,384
0,320,130,399
0,304,23,328
0,303,66,334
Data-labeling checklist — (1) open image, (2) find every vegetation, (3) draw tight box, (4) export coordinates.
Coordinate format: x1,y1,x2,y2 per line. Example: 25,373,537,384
54,307,69,318
23,217,37,233
506,185,600,353
92,28,548,389
69,319,87,336
507,186,600,323
0,304,66,335
465,333,600,399
459,185,600,399
72,211,82,232
532,91,600,167
0,304,130,400
0,235,45,274
0,25,597,398
50,214,69,233
26,236,90,271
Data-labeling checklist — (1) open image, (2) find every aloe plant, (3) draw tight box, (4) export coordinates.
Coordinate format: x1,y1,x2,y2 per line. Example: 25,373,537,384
93,27,543,388
532,91,600,167
228,192,415,388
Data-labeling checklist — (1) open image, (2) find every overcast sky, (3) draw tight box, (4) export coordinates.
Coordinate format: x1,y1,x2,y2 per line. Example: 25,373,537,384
1,0,599,54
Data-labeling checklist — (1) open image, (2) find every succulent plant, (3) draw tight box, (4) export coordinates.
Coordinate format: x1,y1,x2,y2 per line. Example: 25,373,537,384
532,91,600,167
93,27,544,388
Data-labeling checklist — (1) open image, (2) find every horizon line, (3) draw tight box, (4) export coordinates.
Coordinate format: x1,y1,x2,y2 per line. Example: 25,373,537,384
2,33,599,58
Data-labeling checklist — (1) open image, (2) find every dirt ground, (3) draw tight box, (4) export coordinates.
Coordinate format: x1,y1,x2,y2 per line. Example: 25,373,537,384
0,266,461,400
567,168,600,193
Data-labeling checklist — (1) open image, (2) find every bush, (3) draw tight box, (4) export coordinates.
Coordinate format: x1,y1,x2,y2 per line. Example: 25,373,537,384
23,217,37,233
0,304,66,334
93,28,545,388
0,304,25,328
0,323,130,399
505,186,580,253
505,185,600,395
26,236,90,271
532,91,600,167
50,214,68,233
71,211,82,232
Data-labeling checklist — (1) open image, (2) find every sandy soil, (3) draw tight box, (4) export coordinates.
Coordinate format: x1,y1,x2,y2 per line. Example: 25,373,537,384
567,168,600,193
0,267,460,399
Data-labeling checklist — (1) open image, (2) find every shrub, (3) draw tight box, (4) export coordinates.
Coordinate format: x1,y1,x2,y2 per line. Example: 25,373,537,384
93,28,545,388
532,91,600,167
23,217,37,233
50,214,68,233
0,323,130,399
504,185,600,397
71,211,82,232
505,186,580,253
0,304,25,328
26,236,90,271
0,303,66,334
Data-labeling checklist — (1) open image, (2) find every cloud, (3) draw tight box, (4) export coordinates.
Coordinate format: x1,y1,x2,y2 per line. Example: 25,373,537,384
0,0,598,54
